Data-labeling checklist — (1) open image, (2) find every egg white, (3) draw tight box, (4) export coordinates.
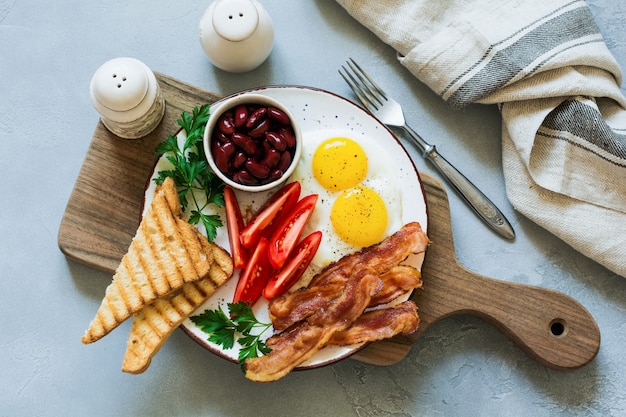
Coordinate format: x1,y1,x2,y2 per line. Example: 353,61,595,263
289,129,403,269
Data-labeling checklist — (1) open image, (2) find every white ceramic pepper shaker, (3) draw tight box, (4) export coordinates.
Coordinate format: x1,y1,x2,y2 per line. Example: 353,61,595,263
90,57,165,139
199,0,274,73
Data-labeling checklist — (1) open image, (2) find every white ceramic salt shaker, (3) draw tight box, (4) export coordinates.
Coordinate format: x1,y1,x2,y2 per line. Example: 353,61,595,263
199,0,274,73
89,57,165,139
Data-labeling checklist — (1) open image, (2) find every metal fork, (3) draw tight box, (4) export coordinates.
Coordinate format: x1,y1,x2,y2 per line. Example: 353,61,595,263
339,58,515,239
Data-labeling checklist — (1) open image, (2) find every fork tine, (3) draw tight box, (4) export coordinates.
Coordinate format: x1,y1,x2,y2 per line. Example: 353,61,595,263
347,58,388,104
342,63,382,110
338,66,377,112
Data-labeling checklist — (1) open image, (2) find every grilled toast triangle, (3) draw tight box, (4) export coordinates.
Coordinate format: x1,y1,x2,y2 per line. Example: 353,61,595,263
82,177,214,344
122,242,233,373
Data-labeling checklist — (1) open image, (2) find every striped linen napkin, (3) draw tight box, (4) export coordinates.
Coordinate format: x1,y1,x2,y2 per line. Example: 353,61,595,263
336,0,626,277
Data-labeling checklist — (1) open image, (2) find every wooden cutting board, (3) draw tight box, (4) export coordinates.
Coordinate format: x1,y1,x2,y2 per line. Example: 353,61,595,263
58,73,600,370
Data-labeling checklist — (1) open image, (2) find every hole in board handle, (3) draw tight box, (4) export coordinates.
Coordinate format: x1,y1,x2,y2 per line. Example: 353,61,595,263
550,319,567,337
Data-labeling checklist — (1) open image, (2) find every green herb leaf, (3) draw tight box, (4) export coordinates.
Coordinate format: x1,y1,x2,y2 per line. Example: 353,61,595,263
199,213,223,243
190,308,237,350
155,135,180,160
154,104,225,241
190,301,273,373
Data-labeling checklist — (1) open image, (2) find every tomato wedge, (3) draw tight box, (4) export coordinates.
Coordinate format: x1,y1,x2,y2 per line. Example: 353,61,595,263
240,181,301,249
223,187,247,269
233,237,274,305
263,231,322,300
267,194,318,270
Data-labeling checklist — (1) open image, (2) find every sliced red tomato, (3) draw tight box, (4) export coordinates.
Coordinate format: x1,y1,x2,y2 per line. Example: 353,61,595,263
267,194,318,270
240,181,301,249
263,231,322,300
233,237,274,305
223,187,247,269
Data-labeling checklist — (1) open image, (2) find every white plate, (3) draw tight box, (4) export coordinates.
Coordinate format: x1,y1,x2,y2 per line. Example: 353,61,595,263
144,86,428,370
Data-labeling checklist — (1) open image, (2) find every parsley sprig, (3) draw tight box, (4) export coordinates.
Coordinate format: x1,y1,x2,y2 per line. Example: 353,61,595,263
154,104,225,242
190,302,272,372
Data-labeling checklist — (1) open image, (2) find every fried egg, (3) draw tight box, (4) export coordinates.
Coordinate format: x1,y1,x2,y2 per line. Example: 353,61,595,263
290,130,403,268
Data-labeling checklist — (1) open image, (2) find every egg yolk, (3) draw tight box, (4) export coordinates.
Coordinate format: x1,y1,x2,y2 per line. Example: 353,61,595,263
330,186,388,248
312,137,368,192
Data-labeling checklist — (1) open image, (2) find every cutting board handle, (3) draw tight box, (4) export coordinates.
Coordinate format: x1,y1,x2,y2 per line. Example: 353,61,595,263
413,180,600,370
415,263,601,370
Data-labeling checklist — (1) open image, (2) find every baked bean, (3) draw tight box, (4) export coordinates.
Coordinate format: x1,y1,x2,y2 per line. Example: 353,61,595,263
261,148,281,168
234,105,248,128
212,141,235,173
247,118,270,138
246,159,271,179
231,132,257,155
278,127,296,148
217,112,236,135
268,169,283,181
267,107,290,125
265,131,287,151
245,107,267,129
261,139,272,153
276,151,292,172
214,131,230,144
232,152,247,168
233,170,259,185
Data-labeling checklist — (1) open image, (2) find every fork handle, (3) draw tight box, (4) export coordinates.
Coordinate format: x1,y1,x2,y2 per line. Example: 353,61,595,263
401,125,516,240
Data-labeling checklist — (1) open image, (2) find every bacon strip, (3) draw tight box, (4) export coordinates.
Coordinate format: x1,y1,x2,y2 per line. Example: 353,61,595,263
245,266,382,382
370,265,422,307
328,301,420,346
269,264,422,331
268,223,428,331
309,222,429,288
269,283,342,331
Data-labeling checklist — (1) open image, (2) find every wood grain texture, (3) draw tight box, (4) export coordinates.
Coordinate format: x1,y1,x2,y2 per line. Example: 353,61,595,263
58,73,600,370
